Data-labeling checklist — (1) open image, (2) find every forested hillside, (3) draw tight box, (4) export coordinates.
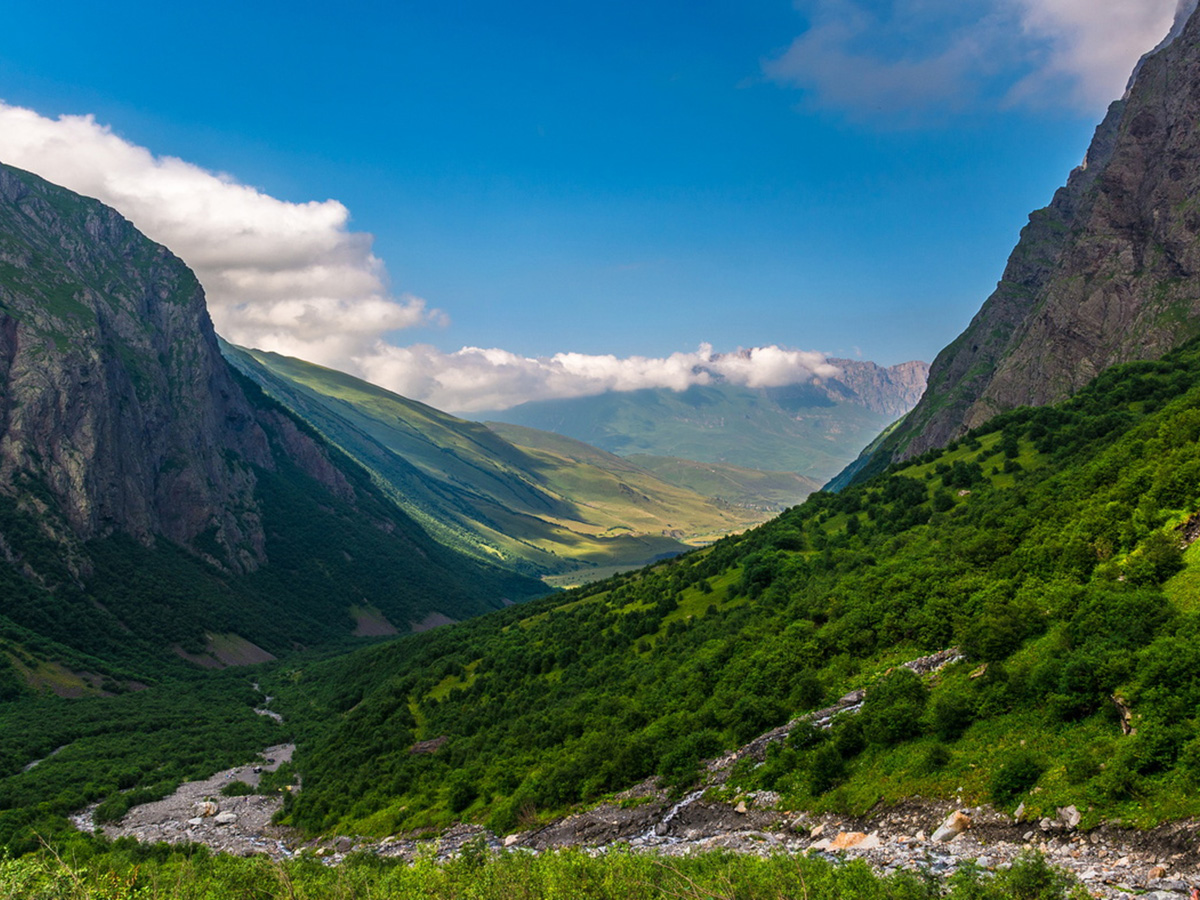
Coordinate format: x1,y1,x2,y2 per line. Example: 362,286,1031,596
269,337,1200,837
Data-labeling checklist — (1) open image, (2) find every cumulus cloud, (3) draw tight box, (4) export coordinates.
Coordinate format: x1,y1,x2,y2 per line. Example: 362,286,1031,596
0,101,444,369
766,0,1180,119
0,102,842,412
358,343,842,414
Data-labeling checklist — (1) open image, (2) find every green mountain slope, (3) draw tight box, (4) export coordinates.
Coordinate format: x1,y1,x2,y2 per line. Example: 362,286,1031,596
0,162,544,684
481,381,902,484
269,338,1200,836
222,345,772,579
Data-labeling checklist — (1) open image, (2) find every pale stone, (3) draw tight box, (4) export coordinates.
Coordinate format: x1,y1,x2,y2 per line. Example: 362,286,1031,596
829,831,868,851
931,810,970,842
1058,805,1081,829
504,835,519,847
214,812,238,825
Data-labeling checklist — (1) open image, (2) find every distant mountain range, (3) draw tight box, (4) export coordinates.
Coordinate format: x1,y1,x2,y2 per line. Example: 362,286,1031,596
480,358,928,485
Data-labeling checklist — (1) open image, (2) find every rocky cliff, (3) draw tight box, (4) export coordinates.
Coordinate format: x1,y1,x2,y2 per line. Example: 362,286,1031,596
820,359,930,418
857,0,1200,472
0,163,543,672
0,164,277,571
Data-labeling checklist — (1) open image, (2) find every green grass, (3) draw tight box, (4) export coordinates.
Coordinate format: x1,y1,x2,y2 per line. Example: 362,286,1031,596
0,844,1087,900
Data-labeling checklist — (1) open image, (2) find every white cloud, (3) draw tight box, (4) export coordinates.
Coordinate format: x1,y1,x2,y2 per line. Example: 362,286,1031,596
0,102,842,412
1008,0,1183,108
0,101,444,369
766,0,1181,119
358,343,842,414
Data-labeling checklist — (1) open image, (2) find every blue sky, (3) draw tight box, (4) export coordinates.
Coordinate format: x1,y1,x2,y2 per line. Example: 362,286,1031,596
0,0,1183,410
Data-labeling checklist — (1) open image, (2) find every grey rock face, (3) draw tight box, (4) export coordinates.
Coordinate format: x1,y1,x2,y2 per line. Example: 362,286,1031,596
0,163,334,572
875,1,1200,464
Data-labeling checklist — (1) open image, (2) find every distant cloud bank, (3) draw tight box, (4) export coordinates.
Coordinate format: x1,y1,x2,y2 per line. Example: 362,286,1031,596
0,102,840,412
358,344,841,414
766,0,1181,120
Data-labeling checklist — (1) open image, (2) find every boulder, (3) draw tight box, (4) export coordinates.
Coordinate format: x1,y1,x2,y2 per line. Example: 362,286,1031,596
830,832,868,851
931,810,971,842
214,812,238,825
1057,805,1081,829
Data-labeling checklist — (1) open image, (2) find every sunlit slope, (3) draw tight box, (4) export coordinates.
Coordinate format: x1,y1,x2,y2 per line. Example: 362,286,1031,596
271,338,1200,836
222,344,769,578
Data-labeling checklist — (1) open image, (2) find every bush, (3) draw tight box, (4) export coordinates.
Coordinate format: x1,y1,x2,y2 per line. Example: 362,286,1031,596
917,743,952,774
220,780,254,797
925,691,974,742
860,669,928,747
990,753,1043,806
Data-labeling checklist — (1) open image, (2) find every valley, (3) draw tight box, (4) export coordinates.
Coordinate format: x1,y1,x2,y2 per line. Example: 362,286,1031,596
4,3,1200,899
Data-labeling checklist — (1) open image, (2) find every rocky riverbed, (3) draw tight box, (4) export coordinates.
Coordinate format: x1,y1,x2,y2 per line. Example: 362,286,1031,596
82,746,1200,899
73,743,296,858
72,650,1200,897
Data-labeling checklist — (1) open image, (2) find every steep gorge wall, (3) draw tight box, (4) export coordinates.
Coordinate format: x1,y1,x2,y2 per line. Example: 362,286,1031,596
0,163,311,572
868,1,1200,468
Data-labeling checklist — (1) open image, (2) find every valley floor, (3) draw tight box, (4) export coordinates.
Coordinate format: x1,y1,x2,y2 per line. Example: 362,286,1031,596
77,736,1200,899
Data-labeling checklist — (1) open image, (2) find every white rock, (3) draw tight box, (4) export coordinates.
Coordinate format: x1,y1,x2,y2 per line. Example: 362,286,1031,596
1057,805,1081,829
214,812,238,825
187,817,204,827
931,811,970,842
504,834,519,847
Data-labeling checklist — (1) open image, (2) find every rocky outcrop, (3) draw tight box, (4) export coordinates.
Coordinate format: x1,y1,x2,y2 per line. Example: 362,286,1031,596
0,163,272,570
821,359,930,418
859,1,1200,470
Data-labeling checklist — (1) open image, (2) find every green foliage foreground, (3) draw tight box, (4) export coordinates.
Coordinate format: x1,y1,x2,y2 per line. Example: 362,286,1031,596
0,844,1086,900
270,337,1200,836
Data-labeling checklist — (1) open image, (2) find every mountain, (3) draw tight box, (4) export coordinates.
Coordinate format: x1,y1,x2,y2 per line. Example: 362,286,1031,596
271,338,1200,837
0,162,543,679
221,345,772,580
481,357,927,486
852,1,1200,478
248,7,1200,840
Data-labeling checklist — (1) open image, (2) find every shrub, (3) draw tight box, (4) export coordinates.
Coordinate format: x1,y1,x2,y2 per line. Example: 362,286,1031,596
990,753,1043,806
925,691,974,742
220,780,254,798
860,669,928,747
